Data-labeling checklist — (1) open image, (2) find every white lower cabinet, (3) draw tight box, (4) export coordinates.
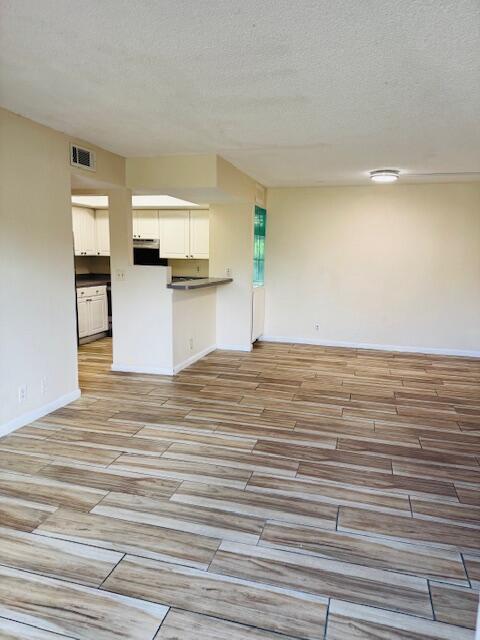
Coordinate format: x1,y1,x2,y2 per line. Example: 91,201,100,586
77,286,108,338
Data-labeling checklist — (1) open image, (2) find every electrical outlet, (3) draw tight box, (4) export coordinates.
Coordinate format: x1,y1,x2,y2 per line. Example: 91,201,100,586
188,337,194,351
115,269,126,281
196,265,200,273
41,377,47,396
18,385,27,403
225,267,232,277
314,323,320,331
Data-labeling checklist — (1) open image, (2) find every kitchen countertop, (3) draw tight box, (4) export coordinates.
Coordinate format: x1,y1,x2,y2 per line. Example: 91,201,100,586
167,277,233,290
75,274,111,288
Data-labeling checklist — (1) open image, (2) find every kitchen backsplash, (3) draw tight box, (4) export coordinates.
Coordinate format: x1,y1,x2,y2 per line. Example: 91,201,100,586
168,259,209,277
74,256,111,275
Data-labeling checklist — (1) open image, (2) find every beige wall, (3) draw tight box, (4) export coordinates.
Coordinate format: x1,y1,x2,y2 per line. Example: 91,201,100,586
0,109,79,429
210,203,254,350
172,288,217,370
0,107,126,431
264,183,480,355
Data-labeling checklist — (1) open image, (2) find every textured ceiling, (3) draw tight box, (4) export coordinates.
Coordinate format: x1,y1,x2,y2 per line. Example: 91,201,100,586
1,0,479,186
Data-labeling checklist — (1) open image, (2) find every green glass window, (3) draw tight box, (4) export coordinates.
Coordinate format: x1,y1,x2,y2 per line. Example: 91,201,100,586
253,205,266,286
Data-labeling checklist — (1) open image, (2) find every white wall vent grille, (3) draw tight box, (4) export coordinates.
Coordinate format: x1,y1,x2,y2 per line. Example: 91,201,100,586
70,144,96,171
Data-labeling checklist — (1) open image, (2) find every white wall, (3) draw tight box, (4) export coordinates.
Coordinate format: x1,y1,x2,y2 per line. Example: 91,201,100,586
209,203,254,351
109,189,175,375
265,183,480,355
172,288,216,371
0,109,79,431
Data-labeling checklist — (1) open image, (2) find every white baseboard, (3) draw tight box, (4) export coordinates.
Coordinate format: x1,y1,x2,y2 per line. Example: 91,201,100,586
173,345,217,374
111,363,174,376
0,389,81,438
216,344,253,352
259,335,480,358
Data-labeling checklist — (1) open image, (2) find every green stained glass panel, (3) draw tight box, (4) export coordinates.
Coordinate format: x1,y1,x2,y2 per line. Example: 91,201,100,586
253,205,266,286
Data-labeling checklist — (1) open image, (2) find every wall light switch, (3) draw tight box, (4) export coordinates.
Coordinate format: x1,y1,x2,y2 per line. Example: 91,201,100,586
115,269,126,281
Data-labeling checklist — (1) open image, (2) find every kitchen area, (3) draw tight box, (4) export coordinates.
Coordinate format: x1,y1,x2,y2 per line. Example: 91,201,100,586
71,195,216,345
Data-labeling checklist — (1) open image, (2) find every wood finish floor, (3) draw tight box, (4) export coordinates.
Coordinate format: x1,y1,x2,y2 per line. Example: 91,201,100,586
0,337,479,639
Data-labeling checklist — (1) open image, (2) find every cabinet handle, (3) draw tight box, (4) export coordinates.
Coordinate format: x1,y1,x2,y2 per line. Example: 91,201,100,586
86,298,92,302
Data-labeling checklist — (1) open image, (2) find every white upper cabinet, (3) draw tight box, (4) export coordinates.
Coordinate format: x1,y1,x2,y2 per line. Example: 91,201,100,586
159,209,209,259
189,210,210,259
72,206,97,256
132,209,159,239
159,210,191,258
95,209,110,255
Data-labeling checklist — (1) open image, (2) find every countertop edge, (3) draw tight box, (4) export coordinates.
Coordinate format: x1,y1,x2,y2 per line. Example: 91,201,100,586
167,277,233,290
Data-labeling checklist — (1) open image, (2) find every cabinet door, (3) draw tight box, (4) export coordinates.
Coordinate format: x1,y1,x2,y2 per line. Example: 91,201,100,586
132,210,140,238
95,209,110,255
83,208,97,255
159,210,190,258
189,210,209,259
88,295,108,334
77,298,90,338
132,210,159,239
72,207,83,256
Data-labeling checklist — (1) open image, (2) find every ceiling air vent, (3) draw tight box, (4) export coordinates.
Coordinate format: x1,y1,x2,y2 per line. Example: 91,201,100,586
70,144,96,171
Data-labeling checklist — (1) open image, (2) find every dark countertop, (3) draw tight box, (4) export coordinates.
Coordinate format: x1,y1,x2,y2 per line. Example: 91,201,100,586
167,277,233,291
75,274,111,288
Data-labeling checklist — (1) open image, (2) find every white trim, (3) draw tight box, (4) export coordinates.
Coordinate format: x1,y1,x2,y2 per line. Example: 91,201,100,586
173,345,217,374
0,389,81,437
111,363,174,376
216,344,253,352
259,335,480,358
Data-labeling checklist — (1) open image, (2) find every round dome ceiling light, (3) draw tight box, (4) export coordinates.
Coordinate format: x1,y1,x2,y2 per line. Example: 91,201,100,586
369,169,400,183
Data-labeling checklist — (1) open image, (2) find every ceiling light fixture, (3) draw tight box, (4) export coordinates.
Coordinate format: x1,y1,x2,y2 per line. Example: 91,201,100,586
369,169,400,184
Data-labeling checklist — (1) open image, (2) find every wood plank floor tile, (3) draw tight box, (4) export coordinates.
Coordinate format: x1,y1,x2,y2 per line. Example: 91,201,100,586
338,506,480,553
259,521,468,585
102,555,328,640
162,442,299,475
463,554,480,589
0,469,107,511
93,491,264,544
0,435,121,466
209,541,433,617
109,454,252,488
34,507,219,570
393,460,480,486
0,450,47,474
36,461,180,499
298,463,458,500
246,473,412,515
0,526,122,586
47,429,172,456
430,583,479,630
456,487,480,506
0,494,55,532
326,599,475,639
0,618,77,640
135,425,257,450
411,497,480,527
154,609,300,640
171,481,338,529
253,441,392,471
338,437,477,466
0,565,168,640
